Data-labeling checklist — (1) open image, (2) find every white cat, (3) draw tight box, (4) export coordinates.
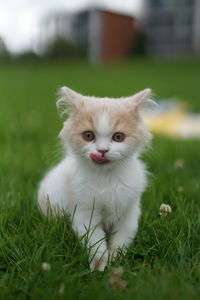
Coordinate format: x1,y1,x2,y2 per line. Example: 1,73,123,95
37,87,153,271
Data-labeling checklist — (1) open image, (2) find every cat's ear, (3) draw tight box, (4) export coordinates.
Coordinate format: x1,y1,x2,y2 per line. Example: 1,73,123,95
127,88,156,114
129,88,155,107
56,86,84,116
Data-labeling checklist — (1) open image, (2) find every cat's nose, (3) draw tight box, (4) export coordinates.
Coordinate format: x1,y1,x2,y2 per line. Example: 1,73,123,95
98,149,108,156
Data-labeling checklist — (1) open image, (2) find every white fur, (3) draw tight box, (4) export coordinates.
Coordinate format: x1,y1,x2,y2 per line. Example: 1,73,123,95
38,87,153,271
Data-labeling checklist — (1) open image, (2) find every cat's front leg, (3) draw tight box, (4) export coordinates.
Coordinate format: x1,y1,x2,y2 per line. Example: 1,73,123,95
72,209,109,272
109,202,141,260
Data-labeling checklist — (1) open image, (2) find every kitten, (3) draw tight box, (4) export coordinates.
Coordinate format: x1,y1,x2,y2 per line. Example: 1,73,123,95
37,87,153,271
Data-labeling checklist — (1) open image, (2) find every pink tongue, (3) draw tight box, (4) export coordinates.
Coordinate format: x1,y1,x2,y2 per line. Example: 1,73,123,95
90,153,105,161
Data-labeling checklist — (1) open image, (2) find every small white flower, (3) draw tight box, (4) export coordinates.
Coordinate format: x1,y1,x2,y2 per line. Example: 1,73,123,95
41,262,51,271
159,204,172,218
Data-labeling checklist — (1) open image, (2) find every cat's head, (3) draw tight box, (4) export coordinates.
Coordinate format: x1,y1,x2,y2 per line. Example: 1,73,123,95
57,87,154,167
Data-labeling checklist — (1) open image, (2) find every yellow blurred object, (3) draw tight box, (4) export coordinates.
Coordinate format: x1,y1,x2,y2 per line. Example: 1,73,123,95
144,109,186,137
143,100,200,139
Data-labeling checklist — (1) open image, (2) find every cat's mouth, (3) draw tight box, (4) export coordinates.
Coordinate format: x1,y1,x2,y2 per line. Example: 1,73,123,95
90,153,109,164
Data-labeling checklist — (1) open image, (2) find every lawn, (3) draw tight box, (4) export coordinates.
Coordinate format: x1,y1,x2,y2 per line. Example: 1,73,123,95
0,58,200,299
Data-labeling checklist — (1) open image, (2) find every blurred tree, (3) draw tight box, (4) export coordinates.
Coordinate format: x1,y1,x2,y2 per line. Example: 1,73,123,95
44,36,87,59
0,37,10,61
16,51,40,62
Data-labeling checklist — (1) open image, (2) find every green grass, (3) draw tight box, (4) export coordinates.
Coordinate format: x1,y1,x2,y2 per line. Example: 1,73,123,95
0,58,200,299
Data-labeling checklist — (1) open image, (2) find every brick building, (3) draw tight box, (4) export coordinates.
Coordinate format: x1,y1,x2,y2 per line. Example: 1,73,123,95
41,8,137,63
88,9,137,63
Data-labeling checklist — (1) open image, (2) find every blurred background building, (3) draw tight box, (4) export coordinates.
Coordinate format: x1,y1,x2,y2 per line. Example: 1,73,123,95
143,0,200,56
0,0,200,63
40,8,137,63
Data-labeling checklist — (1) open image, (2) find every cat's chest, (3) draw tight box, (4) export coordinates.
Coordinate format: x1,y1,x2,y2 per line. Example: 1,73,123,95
74,172,134,208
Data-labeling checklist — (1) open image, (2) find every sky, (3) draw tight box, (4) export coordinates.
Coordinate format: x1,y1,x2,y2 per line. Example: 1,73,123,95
0,0,143,53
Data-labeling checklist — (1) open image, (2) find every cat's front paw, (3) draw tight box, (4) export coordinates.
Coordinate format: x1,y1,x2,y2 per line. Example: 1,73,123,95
90,258,107,272
109,248,118,262
89,251,109,272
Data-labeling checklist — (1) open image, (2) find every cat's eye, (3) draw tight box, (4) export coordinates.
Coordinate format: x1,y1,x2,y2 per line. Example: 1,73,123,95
82,131,95,142
112,132,125,142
